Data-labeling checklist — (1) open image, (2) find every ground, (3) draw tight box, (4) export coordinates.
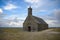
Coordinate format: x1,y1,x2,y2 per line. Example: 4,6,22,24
0,28,60,40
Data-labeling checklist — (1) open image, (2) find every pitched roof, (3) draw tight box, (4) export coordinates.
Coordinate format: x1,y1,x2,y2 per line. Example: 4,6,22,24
32,16,47,24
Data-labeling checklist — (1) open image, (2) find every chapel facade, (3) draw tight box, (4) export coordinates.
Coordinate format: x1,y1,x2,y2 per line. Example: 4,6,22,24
23,7,48,32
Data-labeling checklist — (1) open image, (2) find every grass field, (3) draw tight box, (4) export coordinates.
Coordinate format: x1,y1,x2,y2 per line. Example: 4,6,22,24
0,28,60,40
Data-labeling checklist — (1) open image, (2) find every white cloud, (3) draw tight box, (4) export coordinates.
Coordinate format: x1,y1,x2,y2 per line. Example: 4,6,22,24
54,9,60,20
4,3,17,10
43,17,60,27
5,15,25,20
8,21,23,27
0,15,25,27
25,0,39,3
25,0,43,8
25,0,59,13
0,17,24,27
43,9,60,27
0,8,3,14
45,19,57,27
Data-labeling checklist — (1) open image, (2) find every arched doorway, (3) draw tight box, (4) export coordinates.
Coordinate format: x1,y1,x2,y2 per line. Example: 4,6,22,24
28,26,31,31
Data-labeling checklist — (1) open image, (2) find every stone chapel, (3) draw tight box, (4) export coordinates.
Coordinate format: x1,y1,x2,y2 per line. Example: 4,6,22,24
23,6,48,32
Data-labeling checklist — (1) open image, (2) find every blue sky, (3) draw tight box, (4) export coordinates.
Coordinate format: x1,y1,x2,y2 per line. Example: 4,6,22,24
0,0,60,27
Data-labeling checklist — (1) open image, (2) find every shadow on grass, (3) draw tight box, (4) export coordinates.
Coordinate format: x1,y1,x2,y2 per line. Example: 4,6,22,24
0,29,5,40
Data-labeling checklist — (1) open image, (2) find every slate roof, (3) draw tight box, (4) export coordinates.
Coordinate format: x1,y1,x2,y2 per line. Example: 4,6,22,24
32,16,47,24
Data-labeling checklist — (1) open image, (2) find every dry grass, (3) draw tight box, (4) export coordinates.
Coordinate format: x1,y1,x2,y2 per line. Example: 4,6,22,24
51,28,60,32
0,28,60,40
